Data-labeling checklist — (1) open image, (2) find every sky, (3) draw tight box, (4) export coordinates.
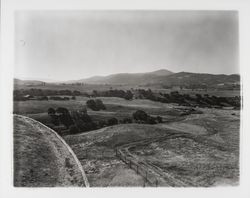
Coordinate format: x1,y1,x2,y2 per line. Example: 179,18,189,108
15,10,239,81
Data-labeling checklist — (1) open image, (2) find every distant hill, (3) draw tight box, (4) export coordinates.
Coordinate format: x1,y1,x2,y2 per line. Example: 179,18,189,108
66,69,174,85
64,69,240,89
14,78,45,86
151,72,240,88
14,69,240,89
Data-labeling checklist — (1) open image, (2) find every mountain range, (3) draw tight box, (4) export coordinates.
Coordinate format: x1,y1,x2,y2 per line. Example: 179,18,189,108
14,69,240,88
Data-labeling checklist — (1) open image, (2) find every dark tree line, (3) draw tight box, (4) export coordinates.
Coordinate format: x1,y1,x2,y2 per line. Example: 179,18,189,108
91,89,133,100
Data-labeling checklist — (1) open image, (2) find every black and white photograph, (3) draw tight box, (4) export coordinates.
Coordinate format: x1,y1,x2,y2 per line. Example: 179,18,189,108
13,10,241,187
1,0,250,197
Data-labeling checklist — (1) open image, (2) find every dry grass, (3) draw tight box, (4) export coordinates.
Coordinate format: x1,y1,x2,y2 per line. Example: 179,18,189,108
14,115,86,187
64,107,240,187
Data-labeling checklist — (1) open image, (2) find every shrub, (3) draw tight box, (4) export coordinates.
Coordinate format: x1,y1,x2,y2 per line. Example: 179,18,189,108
50,114,60,126
156,116,163,123
132,110,148,122
97,120,107,128
48,108,60,126
86,99,98,111
124,90,133,100
69,125,80,134
86,99,106,111
48,107,56,115
146,116,157,124
38,96,49,101
95,99,106,110
107,117,118,126
122,117,133,124
56,107,74,129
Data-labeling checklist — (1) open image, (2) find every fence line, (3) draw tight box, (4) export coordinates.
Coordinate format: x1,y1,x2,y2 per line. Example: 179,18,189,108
115,148,159,187
76,146,159,187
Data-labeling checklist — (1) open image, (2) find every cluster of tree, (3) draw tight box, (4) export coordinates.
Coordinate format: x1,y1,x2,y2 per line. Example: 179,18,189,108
86,99,106,111
132,110,163,124
50,96,76,101
47,106,120,135
14,89,82,98
91,89,133,100
47,106,163,135
135,89,241,109
48,107,74,129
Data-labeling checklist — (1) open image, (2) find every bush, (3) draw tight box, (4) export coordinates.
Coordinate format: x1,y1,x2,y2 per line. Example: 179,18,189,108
48,107,56,115
97,120,107,128
146,116,157,124
156,116,163,123
86,99,106,111
38,96,49,101
124,90,133,100
132,110,148,122
107,117,118,126
50,114,60,126
121,117,133,124
69,125,80,134
86,99,98,111
56,107,74,129
95,99,106,110
48,108,60,126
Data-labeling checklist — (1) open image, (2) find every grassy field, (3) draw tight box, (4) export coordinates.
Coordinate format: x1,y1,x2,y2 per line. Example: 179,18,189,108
15,83,240,97
14,115,87,187
14,96,185,125
14,90,240,187
64,108,240,187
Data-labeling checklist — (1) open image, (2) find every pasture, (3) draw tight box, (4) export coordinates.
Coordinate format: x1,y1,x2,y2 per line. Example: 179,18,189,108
13,90,240,187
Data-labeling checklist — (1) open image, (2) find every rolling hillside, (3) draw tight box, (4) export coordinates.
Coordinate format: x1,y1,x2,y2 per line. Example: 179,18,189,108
14,115,89,187
64,108,239,187
65,69,174,85
154,72,240,87
14,79,45,86
14,69,240,89
63,70,240,88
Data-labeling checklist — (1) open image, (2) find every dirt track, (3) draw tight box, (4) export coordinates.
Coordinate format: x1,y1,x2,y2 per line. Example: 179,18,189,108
115,121,237,187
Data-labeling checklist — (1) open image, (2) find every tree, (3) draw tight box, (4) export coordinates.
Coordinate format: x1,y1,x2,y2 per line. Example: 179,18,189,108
124,90,133,100
86,99,98,111
69,125,80,134
95,99,106,110
156,116,163,123
146,116,157,124
47,108,59,126
48,108,56,115
132,110,148,122
86,99,106,111
122,117,133,124
56,107,74,129
107,117,118,126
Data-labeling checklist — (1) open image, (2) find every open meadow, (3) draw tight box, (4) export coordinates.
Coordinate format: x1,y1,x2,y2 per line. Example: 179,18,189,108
14,91,240,187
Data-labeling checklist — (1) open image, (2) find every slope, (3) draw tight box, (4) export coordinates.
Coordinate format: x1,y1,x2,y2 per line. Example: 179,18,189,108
14,115,89,187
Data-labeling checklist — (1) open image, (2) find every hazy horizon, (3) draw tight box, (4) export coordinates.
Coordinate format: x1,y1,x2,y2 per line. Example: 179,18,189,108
15,10,239,81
